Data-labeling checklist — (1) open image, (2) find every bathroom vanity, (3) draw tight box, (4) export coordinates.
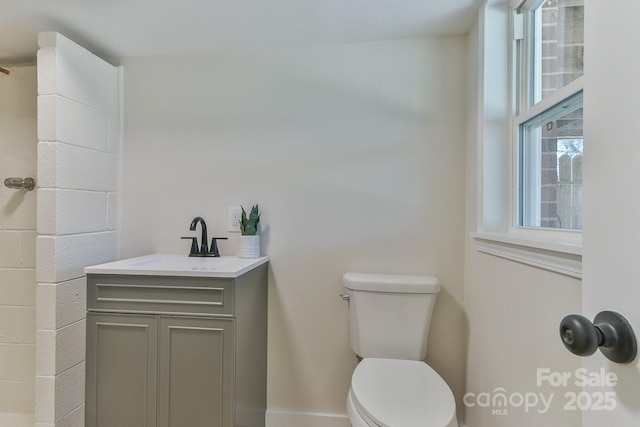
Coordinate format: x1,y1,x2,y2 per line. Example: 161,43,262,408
84,255,269,427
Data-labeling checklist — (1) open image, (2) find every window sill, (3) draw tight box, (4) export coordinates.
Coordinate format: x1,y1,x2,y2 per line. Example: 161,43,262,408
471,231,582,279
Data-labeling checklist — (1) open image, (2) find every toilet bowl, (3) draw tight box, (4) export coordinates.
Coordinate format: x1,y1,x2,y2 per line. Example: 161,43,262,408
346,358,457,427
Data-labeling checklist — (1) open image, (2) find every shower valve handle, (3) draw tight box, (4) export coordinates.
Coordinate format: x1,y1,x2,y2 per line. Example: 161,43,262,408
4,177,35,191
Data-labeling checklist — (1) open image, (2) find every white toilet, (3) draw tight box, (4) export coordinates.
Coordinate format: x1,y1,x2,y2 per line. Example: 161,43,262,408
343,272,458,427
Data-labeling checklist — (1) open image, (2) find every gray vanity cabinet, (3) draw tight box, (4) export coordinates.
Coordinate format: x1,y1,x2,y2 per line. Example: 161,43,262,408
85,263,267,427
157,316,234,427
86,313,158,427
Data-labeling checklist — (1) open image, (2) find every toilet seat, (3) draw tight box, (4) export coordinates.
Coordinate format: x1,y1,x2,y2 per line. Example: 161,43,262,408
349,358,457,427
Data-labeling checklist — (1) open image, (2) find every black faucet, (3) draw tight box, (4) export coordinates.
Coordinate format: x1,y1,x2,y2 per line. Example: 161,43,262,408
181,217,227,257
190,216,209,254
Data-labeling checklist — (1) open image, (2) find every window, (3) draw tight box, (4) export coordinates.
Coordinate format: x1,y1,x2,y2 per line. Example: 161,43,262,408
513,0,584,231
519,92,583,229
472,0,583,278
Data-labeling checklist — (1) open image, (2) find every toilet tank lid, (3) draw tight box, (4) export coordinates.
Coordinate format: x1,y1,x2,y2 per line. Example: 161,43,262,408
343,272,440,293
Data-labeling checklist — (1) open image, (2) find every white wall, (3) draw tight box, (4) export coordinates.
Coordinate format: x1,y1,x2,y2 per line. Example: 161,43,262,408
463,6,582,427
0,66,37,427
36,32,120,427
120,36,468,423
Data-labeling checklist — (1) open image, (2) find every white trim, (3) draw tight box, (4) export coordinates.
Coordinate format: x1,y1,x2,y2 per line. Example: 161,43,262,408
520,123,542,227
513,0,546,11
477,1,511,233
472,231,582,278
265,409,351,427
513,77,584,127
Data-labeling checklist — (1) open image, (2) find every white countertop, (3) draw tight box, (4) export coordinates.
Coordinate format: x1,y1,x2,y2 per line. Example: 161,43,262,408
84,254,269,278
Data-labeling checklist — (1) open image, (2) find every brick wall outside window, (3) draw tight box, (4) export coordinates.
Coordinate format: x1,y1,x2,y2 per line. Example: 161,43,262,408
539,0,584,229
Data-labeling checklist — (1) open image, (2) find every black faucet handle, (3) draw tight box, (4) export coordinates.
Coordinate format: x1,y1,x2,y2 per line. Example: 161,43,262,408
210,237,228,257
181,236,199,255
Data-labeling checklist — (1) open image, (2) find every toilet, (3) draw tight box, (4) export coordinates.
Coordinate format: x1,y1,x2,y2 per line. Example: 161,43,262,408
343,272,458,427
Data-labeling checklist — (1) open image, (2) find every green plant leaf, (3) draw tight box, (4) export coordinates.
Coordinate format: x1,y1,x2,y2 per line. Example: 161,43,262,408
240,204,260,235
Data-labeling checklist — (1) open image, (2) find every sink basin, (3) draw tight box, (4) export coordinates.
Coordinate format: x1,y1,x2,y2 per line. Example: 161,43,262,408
84,254,269,278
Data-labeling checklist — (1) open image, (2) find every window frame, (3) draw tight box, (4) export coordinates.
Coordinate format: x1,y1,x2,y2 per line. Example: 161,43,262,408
509,0,584,243
470,0,583,279
518,89,583,229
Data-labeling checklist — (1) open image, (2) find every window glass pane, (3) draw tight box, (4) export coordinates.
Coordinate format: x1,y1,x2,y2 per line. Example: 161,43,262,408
533,0,584,104
520,92,583,229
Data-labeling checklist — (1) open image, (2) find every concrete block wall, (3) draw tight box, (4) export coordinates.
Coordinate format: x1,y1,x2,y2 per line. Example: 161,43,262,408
0,66,37,427
36,32,120,427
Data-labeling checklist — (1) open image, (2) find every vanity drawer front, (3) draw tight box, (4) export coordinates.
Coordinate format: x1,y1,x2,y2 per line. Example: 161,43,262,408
87,275,234,316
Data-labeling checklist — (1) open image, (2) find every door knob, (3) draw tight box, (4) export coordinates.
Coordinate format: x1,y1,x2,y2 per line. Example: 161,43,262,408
559,311,637,364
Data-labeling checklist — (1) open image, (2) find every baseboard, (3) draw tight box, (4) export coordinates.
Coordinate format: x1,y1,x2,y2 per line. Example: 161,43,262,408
265,409,351,427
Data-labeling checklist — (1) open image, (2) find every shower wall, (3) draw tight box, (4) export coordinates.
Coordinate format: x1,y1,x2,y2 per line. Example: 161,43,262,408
35,32,120,427
0,66,37,426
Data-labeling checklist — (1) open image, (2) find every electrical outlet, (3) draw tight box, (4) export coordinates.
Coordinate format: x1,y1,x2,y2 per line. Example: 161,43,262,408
228,207,242,232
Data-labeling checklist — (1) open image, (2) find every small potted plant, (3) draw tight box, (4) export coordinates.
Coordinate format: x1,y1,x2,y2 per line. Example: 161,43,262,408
238,204,261,258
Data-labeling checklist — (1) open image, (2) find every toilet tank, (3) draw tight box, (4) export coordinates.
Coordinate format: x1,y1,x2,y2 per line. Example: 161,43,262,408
343,272,440,360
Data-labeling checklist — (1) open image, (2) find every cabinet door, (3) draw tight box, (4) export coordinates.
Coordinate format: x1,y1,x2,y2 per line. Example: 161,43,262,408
86,313,157,427
158,316,234,427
